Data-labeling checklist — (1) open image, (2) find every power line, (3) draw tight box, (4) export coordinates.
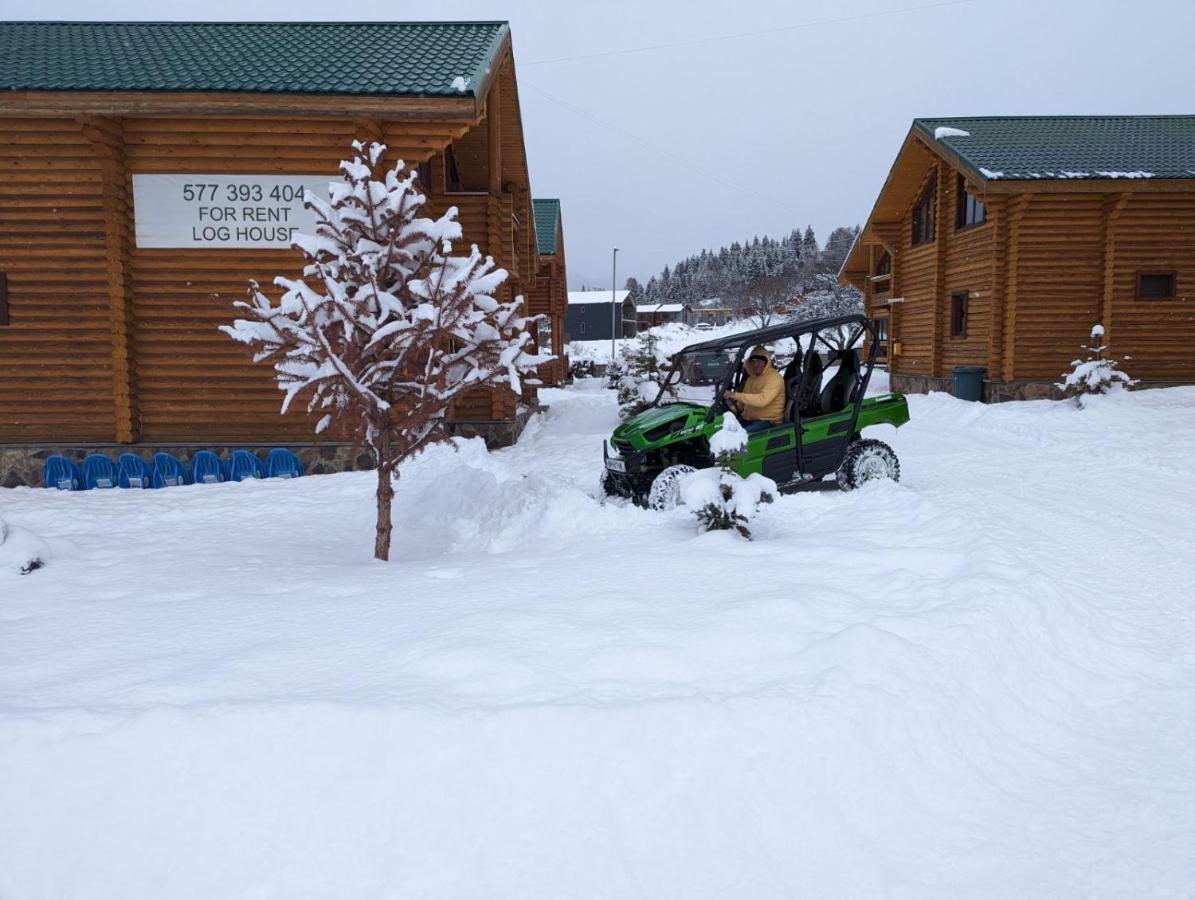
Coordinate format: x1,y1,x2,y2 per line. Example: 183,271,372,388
522,0,978,67
520,80,785,209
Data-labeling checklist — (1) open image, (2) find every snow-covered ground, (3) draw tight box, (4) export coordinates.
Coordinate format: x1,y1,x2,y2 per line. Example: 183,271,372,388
1,382,1193,898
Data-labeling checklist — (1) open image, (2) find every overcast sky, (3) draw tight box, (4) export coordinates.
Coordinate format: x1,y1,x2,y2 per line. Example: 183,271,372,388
11,0,1195,287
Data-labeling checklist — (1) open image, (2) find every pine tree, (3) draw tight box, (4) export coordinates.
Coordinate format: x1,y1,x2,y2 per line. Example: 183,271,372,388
1056,324,1137,406
222,140,548,560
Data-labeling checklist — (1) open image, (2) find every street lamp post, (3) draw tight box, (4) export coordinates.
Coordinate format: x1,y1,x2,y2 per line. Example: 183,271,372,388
610,246,619,369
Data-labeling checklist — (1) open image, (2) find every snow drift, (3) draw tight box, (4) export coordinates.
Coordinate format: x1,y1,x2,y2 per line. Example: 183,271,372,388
0,382,1192,898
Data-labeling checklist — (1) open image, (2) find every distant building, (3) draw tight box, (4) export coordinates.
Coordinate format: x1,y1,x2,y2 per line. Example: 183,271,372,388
636,301,691,329
840,116,1195,400
566,290,637,341
689,298,734,327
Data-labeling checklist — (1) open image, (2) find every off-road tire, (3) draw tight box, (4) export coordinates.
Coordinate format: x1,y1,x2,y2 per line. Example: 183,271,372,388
836,439,900,491
596,469,618,502
648,464,698,511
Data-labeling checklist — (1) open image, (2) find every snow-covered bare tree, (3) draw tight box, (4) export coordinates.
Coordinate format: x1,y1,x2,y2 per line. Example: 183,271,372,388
731,271,801,328
222,141,549,561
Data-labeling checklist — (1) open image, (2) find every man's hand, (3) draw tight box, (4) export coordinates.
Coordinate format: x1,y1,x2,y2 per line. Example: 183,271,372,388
722,389,736,400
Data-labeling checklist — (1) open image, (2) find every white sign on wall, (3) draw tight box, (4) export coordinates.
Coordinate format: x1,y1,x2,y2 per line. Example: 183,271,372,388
132,174,334,249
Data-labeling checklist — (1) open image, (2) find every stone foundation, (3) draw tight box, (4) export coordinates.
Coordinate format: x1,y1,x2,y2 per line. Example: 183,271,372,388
890,373,1191,403
0,409,535,488
0,443,376,489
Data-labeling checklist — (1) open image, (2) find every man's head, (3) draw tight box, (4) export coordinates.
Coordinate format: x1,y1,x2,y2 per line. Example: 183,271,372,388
745,345,770,374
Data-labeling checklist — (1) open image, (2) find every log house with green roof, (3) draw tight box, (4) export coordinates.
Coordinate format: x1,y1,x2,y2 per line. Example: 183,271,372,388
527,198,568,385
0,21,560,481
840,116,1195,399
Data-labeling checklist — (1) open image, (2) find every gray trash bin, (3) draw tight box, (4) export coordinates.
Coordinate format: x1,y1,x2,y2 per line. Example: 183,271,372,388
952,365,986,401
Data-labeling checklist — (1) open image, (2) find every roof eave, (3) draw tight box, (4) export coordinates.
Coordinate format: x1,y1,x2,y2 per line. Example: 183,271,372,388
0,89,481,119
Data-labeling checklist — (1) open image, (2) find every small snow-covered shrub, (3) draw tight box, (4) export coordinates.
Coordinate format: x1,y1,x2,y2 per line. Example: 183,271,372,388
1056,324,1137,406
617,333,675,420
681,414,775,539
0,516,49,576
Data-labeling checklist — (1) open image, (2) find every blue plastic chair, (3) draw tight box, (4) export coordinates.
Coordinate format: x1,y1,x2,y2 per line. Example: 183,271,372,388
190,450,225,485
43,454,82,491
265,448,304,480
151,452,190,488
82,453,117,490
228,449,265,482
117,452,152,489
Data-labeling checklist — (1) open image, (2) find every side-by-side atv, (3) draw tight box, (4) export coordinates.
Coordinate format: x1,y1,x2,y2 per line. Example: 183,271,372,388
598,315,910,508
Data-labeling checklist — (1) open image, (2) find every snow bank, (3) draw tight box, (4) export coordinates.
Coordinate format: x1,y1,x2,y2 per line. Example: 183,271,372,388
0,384,1193,896
0,516,49,576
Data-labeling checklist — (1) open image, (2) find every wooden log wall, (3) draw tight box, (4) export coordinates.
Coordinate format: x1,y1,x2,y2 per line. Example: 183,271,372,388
0,117,117,442
1011,194,1106,379
891,168,939,376
1108,192,1195,380
940,181,997,372
0,104,540,444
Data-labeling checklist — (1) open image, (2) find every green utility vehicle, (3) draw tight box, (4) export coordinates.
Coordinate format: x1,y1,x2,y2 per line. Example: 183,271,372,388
599,315,910,508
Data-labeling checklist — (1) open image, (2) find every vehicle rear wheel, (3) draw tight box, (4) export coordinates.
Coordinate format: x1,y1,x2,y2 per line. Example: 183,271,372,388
648,464,697,510
836,439,900,491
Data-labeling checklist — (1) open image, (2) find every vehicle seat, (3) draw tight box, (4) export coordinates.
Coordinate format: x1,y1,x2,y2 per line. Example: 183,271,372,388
781,354,803,421
793,350,825,419
819,349,861,415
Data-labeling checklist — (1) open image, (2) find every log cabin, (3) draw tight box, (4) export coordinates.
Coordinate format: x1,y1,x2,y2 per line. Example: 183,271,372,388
0,21,565,485
840,116,1195,400
527,198,568,385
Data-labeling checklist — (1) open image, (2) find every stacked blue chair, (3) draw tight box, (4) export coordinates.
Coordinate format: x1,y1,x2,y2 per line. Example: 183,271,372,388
82,453,118,490
151,452,190,488
228,449,265,482
43,454,82,491
117,453,152,489
190,450,225,485
265,448,304,480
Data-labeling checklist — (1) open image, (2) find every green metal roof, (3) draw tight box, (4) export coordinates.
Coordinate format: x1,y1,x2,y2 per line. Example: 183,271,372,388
532,198,561,256
915,116,1195,182
0,21,508,96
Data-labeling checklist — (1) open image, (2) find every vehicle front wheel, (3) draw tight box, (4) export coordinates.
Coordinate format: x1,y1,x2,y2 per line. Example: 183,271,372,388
836,439,900,491
648,464,697,510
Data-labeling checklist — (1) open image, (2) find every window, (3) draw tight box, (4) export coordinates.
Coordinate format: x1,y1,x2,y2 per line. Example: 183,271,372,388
956,175,986,228
950,292,968,338
911,179,936,246
443,145,462,192
873,316,890,359
578,321,586,335
872,251,892,296
1137,271,1177,300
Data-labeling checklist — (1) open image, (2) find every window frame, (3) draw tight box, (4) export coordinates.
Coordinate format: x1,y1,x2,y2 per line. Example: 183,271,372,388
1135,270,1177,301
955,174,987,230
950,291,968,339
911,178,936,247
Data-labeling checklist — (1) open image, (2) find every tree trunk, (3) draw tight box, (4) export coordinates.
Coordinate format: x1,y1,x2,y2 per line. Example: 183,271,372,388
374,442,395,561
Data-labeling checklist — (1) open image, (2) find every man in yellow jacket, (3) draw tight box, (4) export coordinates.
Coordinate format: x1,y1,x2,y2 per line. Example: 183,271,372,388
723,345,785,433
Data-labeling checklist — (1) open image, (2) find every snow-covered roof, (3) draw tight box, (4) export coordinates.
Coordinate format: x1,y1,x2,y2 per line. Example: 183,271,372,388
636,301,689,314
915,116,1195,182
568,290,630,306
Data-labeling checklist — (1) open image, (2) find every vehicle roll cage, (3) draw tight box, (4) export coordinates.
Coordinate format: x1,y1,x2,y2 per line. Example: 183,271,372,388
650,314,882,421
